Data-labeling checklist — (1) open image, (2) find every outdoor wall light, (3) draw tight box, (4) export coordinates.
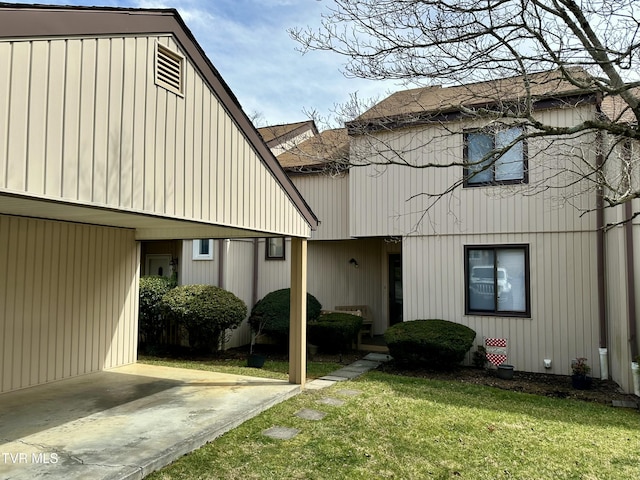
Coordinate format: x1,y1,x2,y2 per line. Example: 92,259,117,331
349,258,359,268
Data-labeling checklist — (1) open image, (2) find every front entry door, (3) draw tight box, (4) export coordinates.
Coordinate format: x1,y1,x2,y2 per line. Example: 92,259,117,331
389,254,403,325
146,254,172,277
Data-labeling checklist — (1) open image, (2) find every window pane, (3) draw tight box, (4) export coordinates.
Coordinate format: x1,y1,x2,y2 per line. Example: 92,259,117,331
496,249,526,312
467,132,494,184
268,238,284,258
199,239,210,256
495,128,524,181
468,249,495,311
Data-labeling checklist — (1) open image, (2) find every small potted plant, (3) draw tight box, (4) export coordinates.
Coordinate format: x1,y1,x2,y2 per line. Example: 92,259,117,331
571,357,592,389
247,314,267,368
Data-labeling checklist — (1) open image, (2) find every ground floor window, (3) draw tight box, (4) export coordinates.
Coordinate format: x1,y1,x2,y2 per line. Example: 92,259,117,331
465,244,530,317
265,237,286,260
192,239,214,260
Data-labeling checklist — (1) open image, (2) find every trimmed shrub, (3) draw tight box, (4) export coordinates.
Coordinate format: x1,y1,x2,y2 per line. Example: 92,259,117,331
162,285,247,352
308,312,363,353
139,275,175,345
249,288,322,346
384,319,476,369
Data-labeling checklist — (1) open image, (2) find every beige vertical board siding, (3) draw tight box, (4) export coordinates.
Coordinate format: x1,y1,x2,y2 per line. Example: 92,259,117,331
600,140,638,392
45,41,65,198
256,238,291,300
0,215,138,393
604,224,630,391
179,240,219,286
308,239,387,333
0,42,9,188
6,41,30,191
26,41,47,195
350,106,597,237
402,231,599,375
292,173,349,240
119,37,135,210
224,239,254,349
0,35,310,238
254,238,388,332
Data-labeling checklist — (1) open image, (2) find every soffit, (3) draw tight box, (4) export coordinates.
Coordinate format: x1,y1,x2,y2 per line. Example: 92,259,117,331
0,194,278,240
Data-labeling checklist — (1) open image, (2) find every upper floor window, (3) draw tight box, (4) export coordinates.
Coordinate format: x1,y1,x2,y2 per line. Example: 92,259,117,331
464,126,527,186
265,237,285,260
193,239,213,260
465,244,530,317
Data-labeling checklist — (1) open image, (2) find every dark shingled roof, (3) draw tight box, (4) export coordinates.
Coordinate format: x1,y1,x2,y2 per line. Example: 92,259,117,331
258,121,318,147
352,68,596,129
277,129,349,171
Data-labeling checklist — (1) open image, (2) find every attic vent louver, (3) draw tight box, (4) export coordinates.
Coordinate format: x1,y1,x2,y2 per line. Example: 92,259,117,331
155,43,183,95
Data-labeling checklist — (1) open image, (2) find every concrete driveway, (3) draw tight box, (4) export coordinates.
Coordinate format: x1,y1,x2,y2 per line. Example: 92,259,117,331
0,363,300,479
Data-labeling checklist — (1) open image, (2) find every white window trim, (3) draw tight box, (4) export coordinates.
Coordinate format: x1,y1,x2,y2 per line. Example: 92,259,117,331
192,239,214,260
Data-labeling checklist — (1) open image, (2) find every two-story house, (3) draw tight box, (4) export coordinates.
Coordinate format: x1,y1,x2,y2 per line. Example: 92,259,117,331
250,69,639,393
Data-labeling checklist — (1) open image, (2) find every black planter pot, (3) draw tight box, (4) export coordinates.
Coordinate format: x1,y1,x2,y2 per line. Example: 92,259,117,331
571,374,592,390
497,364,515,380
247,353,266,368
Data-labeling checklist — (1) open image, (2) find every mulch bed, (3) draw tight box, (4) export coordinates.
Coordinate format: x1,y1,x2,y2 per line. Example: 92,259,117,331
381,362,639,406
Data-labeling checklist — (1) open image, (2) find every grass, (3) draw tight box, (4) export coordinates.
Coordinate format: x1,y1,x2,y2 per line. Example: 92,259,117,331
138,355,342,380
144,363,640,480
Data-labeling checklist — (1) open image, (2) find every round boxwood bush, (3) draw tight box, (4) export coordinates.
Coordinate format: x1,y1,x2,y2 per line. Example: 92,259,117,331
308,312,363,353
384,319,476,369
139,275,175,346
162,284,247,352
249,288,322,346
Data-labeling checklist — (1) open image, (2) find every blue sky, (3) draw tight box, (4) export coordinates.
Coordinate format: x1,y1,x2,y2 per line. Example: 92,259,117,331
9,0,402,127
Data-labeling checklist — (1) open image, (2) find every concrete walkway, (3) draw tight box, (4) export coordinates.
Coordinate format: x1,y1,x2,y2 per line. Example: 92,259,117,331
0,354,388,480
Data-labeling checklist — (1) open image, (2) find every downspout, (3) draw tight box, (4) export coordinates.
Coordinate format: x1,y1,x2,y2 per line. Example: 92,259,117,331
252,239,260,307
624,168,639,363
218,239,230,290
595,130,609,379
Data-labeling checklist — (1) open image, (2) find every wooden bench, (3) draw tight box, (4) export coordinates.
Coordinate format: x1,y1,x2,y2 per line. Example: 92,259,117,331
334,305,373,348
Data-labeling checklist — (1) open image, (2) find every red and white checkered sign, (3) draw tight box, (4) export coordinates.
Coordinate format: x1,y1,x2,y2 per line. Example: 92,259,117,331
485,338,507,366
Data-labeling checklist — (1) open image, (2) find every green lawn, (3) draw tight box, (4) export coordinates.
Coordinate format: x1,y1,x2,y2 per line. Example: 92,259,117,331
139,355,342,380
144,364,640,480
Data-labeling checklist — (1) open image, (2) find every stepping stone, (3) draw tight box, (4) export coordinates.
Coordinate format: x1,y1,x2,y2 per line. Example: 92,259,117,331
612,400,639,409
336,389,362,396
305,379,336,390
327,368,365,380
319,375,349,382
262,426,300,440
295,408,326,421
349,359,382,369
364,353,393,363
318,397,345,407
